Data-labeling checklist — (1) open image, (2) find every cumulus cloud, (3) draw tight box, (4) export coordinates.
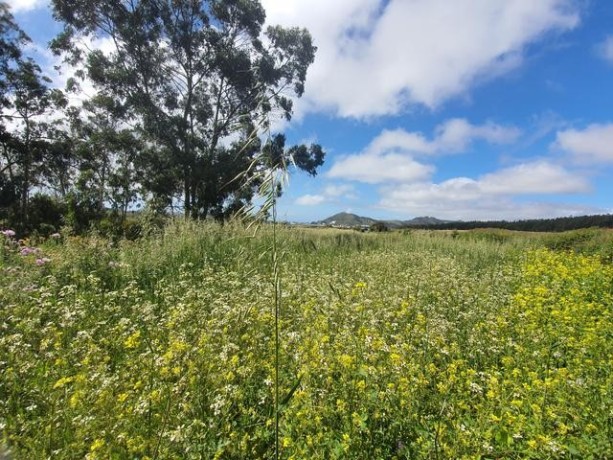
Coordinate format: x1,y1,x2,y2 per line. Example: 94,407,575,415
6,0,47,13
262,0,581,117
322,184,356,199
435,119,521,152
555,123,613,163
295,183,356,206
364,129,435,156
327,119,519,183
596,35,613,64
381,189,599,220
479,161,589,194
366,119,520,156
378,161,592,220
295,194,327,206
328,153,433,184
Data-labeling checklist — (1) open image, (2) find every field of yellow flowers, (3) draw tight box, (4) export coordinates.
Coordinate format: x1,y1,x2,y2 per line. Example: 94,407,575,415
1,223,612,459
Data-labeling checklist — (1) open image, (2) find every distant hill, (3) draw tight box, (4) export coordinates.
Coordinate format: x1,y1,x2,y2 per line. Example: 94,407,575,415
314,212,613,232
314,212,448,228
318,212,379,227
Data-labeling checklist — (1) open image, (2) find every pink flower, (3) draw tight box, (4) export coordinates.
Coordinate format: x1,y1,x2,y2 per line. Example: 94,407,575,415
1,229,15,238
36,257,51,266
20,247,36,256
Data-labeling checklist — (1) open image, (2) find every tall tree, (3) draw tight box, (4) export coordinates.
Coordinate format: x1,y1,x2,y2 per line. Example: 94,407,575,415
68,94,141,225
51,0,324,219
2,3,68,227
1,58,67,227
0,2,28,220
0,2,28,113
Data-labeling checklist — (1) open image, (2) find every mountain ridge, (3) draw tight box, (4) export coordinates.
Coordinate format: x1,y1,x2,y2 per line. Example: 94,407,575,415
314,212,448,228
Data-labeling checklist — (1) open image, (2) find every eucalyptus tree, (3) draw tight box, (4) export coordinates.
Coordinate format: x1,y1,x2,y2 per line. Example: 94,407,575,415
0,2,28,114
2,59,67,227
51,0,324,219
0,2,28,219
67,94,141,226
1,3,68,227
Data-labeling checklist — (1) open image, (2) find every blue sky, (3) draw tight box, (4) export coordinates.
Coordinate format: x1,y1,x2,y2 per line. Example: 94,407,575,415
7,0,613,222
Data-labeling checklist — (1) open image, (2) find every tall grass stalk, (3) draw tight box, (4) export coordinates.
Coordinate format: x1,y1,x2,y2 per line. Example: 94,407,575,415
261,149,288,460
272,189,281,460
235,111,288,459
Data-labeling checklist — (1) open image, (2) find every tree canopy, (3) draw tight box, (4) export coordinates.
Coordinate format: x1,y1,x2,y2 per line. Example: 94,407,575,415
49,0,324,220
1,3,69,229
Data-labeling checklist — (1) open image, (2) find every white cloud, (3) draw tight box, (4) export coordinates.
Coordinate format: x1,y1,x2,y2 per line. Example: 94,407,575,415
328,152,434,184
6,0,47,13
435,119,521,152
378,161,592,220
322,184,355,199
295,194,327,206
381,188,599,220
479,161,589,194
366,119,520,156
555,123,613,163
597,35,613,64
262,0,580,117
327,119,519,183
295,183,356,206
364,129,434,156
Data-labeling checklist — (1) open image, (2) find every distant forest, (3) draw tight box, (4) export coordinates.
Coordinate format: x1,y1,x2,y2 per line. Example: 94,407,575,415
408,214,613,233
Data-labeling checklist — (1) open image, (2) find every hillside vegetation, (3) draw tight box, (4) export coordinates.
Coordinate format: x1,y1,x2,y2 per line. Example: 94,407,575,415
1,223,612,459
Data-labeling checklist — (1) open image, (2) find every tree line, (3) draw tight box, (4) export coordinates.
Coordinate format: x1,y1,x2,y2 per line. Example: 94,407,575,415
1,0,324,236
407,214,613,232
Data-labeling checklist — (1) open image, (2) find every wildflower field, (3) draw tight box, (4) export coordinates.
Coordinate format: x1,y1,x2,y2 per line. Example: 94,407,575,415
1,223,612,459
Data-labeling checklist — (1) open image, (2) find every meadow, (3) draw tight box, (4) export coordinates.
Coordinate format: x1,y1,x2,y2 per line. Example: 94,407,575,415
1,222,612,459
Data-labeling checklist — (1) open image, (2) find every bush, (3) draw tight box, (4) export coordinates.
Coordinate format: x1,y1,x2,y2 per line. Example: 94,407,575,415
27,194,67,235
369,221,389,232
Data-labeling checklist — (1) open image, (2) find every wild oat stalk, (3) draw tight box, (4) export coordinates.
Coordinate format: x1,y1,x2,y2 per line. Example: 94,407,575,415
231,105,290,460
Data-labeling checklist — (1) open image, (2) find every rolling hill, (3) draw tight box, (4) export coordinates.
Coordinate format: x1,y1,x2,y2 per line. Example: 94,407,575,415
314,212,448,228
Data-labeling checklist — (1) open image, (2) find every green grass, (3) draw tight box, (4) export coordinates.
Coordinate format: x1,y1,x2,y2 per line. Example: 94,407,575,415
1,222,612,459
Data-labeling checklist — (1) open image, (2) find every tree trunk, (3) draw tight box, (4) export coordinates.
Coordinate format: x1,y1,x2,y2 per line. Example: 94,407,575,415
183,167,190,218
20,121,31,228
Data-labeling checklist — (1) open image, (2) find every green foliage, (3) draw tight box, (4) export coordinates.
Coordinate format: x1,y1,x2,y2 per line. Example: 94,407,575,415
423,214,613,232
369,221,389,232
26,194,66,235
452,227,613,263
1,21,68,231
2,1,325,235
68,95,141,226
1,223,611,459
63,189,104,235
0,2,29,108
50,0,325,220
0,173,19,221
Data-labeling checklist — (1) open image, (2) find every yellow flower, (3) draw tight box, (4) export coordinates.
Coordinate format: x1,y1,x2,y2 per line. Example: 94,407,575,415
339,354,354,368
90,438,105,452
527,439,538,449
53,376,74,389
69,391,82,408
124,330,141,349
